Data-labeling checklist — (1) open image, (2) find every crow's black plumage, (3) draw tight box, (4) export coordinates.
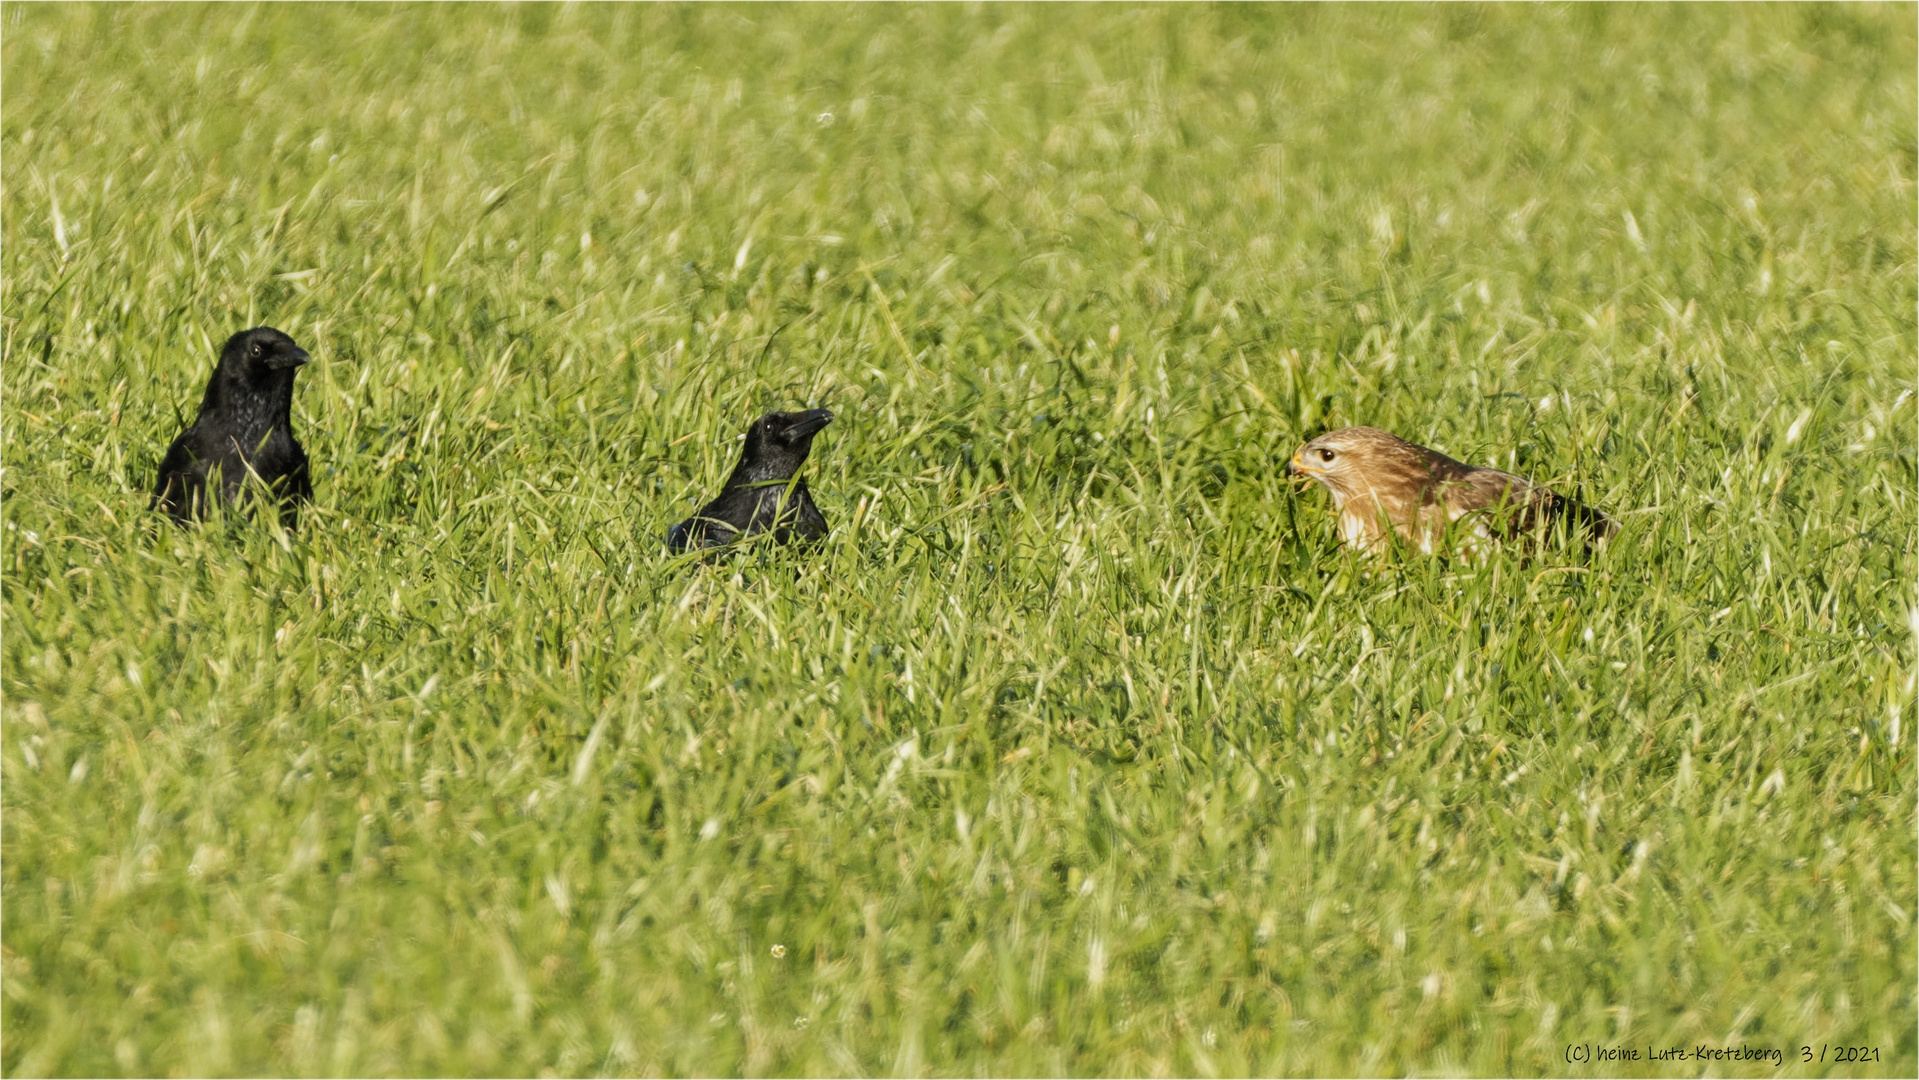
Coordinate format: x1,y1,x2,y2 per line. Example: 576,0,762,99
668,409,833,552
152,326,313,527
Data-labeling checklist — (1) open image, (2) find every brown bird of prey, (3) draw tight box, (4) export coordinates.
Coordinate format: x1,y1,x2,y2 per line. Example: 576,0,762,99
1285,426,1616,557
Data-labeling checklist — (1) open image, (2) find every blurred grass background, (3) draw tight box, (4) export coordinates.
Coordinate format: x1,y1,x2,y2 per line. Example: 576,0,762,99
3,2,1914,1075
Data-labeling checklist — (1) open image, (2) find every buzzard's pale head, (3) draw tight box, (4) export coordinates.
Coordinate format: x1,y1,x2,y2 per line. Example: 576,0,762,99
1285,426,1454,506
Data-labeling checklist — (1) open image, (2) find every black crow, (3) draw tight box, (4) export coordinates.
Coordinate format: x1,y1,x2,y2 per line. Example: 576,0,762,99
151,326,313,527
668,409,833,552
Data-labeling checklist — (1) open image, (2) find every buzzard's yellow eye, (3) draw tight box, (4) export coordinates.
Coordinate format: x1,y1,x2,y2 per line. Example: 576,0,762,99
1318,448,1336,463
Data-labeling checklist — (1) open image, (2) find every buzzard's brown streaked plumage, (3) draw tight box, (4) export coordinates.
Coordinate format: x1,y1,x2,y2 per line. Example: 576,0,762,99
1285,426,1616,557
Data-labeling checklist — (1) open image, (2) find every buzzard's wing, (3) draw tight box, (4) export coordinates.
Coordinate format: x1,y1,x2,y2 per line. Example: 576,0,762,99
1444,467,1533,536
1534,486,1618,544
1450,467,1615,544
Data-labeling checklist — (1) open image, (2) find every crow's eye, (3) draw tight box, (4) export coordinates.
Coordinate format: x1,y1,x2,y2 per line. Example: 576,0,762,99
250,343,264,359
1318,447,1336,463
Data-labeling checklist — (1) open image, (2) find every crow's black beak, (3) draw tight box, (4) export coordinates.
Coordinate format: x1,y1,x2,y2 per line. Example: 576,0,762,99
270,347,312,370
789,408,834,437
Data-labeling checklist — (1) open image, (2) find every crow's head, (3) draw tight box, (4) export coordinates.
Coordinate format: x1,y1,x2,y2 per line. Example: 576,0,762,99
218,326,310,384
757,408,834,448
737,408,834,480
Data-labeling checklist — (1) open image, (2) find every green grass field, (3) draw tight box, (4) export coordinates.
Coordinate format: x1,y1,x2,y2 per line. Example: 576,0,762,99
4,3,1915,1075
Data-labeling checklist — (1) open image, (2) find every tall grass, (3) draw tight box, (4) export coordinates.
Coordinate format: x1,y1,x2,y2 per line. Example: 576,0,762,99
3,4,1914,1075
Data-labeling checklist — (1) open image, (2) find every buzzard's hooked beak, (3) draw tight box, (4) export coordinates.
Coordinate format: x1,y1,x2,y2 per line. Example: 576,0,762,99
1286,452,1325,485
